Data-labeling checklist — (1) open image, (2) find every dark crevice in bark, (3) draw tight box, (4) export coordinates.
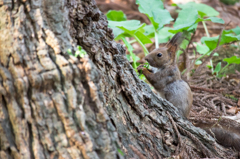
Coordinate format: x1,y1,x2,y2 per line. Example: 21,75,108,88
1,95,18,152
24,0,39,42
44,41,69,112
27,122,34,159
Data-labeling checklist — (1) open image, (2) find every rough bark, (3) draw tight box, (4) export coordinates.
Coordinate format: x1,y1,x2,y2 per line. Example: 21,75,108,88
0,0,236,159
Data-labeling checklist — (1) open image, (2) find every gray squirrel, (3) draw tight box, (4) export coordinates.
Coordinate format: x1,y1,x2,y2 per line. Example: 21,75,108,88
137,32,240,151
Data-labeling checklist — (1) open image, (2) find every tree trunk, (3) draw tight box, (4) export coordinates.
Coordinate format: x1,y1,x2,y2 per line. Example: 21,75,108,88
0,0,236,158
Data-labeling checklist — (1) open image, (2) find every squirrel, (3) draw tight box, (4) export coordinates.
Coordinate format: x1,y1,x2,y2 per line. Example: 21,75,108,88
137,32,240,152
137,32,193,118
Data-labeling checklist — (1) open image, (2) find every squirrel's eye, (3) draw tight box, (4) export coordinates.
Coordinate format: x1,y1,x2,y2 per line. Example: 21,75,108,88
157,53,162,57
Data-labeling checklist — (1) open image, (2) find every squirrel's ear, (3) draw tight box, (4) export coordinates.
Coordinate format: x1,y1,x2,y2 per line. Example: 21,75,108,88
167,44,177,61
165,32,184,62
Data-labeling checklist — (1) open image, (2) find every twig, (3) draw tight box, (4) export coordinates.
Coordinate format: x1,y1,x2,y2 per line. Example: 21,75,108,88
190,86,224,93
167,112,182,146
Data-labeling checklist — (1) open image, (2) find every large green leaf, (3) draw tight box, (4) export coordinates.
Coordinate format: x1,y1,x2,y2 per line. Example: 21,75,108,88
106,10,127,21
223,56,240,64
136,0,164,17
169,8,198,33
201,30,240,50
152,9,173,30
213,62,221,76
204,17,225,24
143,25,155,37
134,31,152,44
136,0,173,30
196,43,210,54
195,17,224,24
178,2,219,18
157,27,174,43
108,20,143,39
232,26,240,35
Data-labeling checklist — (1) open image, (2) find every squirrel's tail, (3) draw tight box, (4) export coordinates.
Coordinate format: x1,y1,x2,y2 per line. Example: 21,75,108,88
194,121,240,151
206,127,240,151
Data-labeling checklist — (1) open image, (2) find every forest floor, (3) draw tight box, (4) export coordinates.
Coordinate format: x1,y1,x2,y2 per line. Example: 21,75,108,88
97,0,240,152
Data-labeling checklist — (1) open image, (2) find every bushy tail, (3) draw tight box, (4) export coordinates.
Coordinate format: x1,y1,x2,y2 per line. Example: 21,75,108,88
194,121,240,151
206,127,240,151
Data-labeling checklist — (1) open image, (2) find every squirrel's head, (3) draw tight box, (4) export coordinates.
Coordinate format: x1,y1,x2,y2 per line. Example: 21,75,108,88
145,47,171,68
145,32,183,68
145,44,177,68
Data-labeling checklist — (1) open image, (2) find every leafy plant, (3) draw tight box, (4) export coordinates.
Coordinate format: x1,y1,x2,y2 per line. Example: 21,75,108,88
106,10,127,21
106,0,240,79
67,46,87,58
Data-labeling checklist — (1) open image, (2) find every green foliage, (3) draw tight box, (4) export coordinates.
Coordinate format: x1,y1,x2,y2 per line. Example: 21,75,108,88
169,2,224,34
169,8,198,33
106,10,127,21
201,29,240,51
106,0,240,79
178,2,219,18
67,46,87,58
121,37,140,70
213,62,221,76
136,0,173,47
223,56,240,64
220,0,239,5
143,26,174,43
117,148,124,156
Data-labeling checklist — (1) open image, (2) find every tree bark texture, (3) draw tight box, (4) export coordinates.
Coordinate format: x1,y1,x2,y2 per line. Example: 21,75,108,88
0,0,236,158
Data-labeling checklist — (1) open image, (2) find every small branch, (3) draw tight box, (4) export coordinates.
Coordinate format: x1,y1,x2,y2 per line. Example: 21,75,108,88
190,86,225,93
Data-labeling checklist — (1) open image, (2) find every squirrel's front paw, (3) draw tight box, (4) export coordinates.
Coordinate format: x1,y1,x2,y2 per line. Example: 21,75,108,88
137,64,145,72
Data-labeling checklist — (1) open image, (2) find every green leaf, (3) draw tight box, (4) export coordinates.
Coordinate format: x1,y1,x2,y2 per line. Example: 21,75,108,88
108,20,143,39
143,25,155,38
121,37,140,69
201,30,240,50
232,26,240,35
76,46,87,57
117,148,124,156
204,17,225,24
67,49,73,56
136,0,164,18
136,0,173,30
196,43,210,54
195,60,202,65
134,31,152,44
117,21,146,35
213,62,221,75
157,27,174,43
106,10,127,21
207,65,212,69
152,9,173,30
169,8,198,33
139,74,146,80
223,56,240,64
187,23,198,32
178,2,219,18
